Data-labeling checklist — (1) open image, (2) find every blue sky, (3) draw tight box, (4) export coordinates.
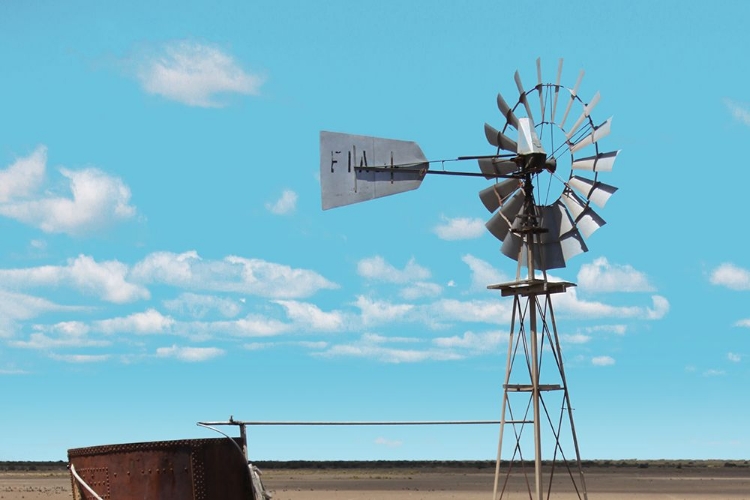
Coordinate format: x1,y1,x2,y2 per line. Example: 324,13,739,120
1,1,749,462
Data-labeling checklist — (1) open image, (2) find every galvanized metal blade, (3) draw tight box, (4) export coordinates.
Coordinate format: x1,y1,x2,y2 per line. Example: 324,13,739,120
571,150,620,172
560,227,589,262
550,58,563,123
536,241,566,270
478,157,518,179
569,117,612,154
497,92,520,129
479,179,522,213
536,58,545,124
500,234,566,271
560,189,606,238
559,69,584,129
565,91,601,140
554,199,575,235
534,204,566,270
514,70,535,124
485,190,524,241
500,232,523,264
568,176,618,208
320,131,428,210
484,123,518,152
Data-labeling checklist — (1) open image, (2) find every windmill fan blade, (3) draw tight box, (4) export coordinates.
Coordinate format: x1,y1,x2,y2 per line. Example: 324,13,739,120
485,190,524,241
497,92,520,129
569,117,612,153
536,58,545,124
479,179,522,213
565,92,601,140
559,69,584,129
484,123,518,152
549,200,588,265
536,241,566,270
550,58,563,123
514,70,535,124
568,176,618,208
560,189,606,238
571,150,620,172
560,227,589,262
478,157,518,179
500,232,523,263
555,199,575,235
320,131,428,210
500,234,566,271
535,204,566,269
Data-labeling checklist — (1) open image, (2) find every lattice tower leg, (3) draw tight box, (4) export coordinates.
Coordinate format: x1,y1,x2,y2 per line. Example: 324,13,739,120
492,291,588,500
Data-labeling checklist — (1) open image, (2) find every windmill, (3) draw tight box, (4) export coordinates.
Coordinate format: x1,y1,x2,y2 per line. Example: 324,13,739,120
319,57,619,500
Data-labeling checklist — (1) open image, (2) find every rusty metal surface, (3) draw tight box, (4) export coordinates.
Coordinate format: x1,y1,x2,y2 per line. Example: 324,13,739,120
68,438,252,500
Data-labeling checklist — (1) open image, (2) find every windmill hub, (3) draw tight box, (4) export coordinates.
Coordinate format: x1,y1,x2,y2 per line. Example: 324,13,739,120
518,152,548,174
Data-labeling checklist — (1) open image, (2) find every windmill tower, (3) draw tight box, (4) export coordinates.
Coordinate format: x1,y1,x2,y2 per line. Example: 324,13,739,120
320,58,619,500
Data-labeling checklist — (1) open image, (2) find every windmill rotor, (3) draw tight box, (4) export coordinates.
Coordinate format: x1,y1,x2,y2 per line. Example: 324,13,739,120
479,57,620,271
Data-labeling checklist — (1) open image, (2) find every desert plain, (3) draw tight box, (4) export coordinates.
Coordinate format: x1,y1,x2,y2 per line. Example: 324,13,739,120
1,461,748,500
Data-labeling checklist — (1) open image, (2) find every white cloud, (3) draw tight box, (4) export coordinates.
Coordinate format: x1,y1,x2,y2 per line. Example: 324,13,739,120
244,342,274,351
433,216,485,240
561,333,591,344
296,341,328,350
424,298,510,326
362,332,418,344
357,256,431,284
556,288,669,320
735,319,750,328
266,190,297,215
163,293,242,319
274,300,345,331
728,352,742,362
156,344,225,362
178,315,291,339
134,40,264,107
710,263,750,290
49,353,111,363
0,367,29,375
353,295,414,326
591,355,615,366
0,146,46,202
0,149,136,235
585,324,627,335
703,369,725,377
95,309,175,335
399,282,442,300
432,330,505,353
724,98,750,126
374,437,403,448
462,254,507,291
645,296,670,319
0,289,83,338
0,254,149,303
131,251,338,298
316,334,463,363
11,322,108,350
577,257,654,292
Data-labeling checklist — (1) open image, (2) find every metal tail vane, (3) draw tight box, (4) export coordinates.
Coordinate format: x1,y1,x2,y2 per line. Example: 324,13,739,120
320,57,621,500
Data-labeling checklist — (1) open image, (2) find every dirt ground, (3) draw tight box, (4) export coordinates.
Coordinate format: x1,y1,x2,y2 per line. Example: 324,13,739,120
1,465,748,500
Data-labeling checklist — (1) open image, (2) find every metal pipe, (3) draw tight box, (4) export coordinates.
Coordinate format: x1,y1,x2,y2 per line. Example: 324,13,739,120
529,296,543,500
493,295,520,500
199,419,505,426
354,165,519,179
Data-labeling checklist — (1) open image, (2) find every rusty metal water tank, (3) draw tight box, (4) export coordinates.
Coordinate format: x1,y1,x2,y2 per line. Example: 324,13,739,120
68,438,254,499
